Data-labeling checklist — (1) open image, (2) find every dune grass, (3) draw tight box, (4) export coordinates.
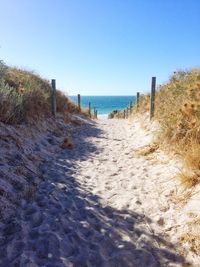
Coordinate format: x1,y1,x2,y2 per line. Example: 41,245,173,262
133,69,200,188
0,61,83,124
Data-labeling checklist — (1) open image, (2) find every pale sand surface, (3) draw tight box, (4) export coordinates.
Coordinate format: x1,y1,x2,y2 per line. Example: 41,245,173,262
0,115,199,266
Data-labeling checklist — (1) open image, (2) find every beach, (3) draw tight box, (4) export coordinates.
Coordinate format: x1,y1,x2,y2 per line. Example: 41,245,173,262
1,1,199,265
1,114,198,266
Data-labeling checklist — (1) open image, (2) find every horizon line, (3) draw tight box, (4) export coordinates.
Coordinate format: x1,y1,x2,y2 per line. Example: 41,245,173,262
69,95,137,97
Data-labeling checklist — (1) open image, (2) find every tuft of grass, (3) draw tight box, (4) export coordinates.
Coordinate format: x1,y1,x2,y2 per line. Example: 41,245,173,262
183,142,200,171
135,143,159,156
23,88,51,123
131,94,150,115
61,137,74,149
179,172,200,188
179,232,200,255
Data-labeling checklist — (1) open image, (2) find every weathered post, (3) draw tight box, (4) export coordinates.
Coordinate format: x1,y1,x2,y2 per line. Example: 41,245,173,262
78,94,81,111
126,107,129,118
124,109,126,119
150,77,156,120
136,92,140,111
88,102,91,117
130,101,133,114
51,79,56,116
94,107,96,118
95,110,98,119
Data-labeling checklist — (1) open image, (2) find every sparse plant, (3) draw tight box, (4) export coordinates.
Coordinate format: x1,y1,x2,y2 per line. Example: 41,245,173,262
0,80,24,124
0,60,8,79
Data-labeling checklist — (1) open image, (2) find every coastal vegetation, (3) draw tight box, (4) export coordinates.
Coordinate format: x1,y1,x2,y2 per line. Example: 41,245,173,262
132,69,200,188
0,60,82,124
0,62,200,265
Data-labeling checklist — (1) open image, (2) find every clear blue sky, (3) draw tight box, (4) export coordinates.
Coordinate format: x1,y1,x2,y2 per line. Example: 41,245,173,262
0,0,199,95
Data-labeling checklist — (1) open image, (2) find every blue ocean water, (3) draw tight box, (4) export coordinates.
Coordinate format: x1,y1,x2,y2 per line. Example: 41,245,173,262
70,96,136,116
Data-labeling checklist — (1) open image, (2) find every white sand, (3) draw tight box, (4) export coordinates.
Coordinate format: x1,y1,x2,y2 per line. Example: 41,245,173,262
0,114,199,266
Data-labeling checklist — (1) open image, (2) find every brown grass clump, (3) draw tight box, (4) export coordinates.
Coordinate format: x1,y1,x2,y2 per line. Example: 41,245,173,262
61,137,74,149
135,143,159,156
183,142,200,171
56,90,79,114
137,94,150,113
179,172,200,188
23,89,51,123
179,233,200,255
171,190,193,206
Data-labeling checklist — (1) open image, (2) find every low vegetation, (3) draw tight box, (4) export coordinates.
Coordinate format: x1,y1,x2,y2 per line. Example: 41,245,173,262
0,60,82,124
135,143,159,157
108,110,124,119
134,68,200,188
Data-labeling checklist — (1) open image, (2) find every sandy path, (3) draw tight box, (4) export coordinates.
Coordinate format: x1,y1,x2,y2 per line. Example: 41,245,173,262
0,117,189,266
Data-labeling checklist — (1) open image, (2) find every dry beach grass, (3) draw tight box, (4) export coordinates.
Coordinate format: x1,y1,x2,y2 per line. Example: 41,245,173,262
131,69,200,189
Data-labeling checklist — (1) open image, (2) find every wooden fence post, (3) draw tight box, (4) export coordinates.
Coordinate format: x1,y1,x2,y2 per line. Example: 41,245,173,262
51,79,56,116
124,109,126,119
150,77,156,120
78,94,81,111
95,110,98,119
94,107,96,118
130,101,133,114
136,92,140,111
126,107,129,118
88,102,91,117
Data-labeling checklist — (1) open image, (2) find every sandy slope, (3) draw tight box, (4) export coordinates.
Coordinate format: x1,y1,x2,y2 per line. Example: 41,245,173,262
0,115,198,266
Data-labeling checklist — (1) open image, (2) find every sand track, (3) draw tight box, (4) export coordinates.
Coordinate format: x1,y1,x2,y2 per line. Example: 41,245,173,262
0,117,190,266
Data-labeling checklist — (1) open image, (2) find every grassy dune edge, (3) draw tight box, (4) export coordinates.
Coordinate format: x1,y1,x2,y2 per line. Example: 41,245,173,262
0,61,88,124
0,62,90,220
110,68,200,188
142,69,200,188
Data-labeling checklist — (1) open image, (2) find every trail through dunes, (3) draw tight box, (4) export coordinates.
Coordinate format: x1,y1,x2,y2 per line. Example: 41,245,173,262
0,116,195,266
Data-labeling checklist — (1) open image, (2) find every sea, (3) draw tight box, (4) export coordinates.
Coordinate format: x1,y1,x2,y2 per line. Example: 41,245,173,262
70,96,136,118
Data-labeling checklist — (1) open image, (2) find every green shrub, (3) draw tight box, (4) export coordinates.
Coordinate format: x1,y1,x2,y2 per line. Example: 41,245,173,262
0,80,23,124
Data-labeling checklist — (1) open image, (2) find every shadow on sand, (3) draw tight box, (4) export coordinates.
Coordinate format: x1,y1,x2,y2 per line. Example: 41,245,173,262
36,120,188,267
1,120,189,266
